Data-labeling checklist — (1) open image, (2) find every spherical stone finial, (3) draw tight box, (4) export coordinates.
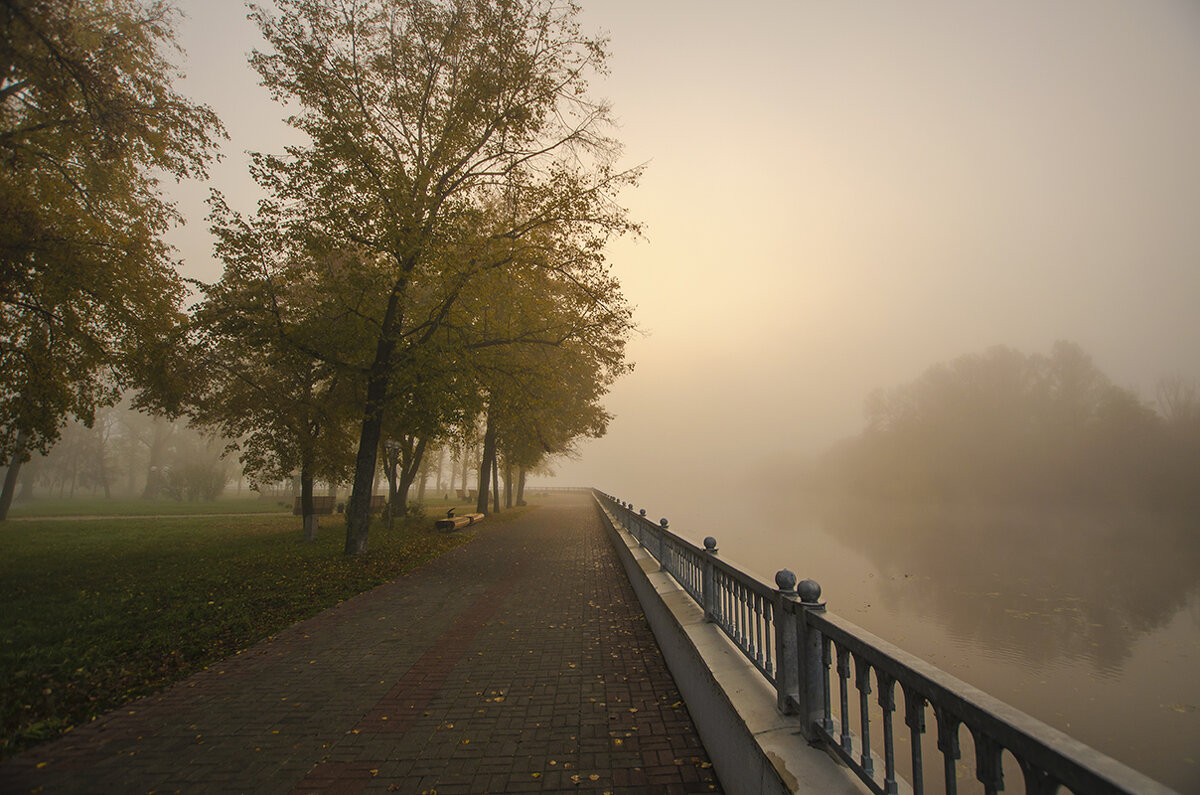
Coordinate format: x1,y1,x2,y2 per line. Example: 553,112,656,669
797,578,822,604
703,536,718,552
775,569,797,594
639,509,646,517
659,518,669,528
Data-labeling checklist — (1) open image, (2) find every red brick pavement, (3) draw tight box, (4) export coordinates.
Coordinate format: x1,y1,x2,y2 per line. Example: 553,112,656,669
1,494,721,794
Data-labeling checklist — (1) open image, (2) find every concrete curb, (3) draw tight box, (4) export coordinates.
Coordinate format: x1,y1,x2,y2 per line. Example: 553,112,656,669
593,496,870,795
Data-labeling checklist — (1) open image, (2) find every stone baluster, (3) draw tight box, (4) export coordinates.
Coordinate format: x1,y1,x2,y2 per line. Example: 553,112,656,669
797,578,827,742
702,537,718,622
774,569,800,715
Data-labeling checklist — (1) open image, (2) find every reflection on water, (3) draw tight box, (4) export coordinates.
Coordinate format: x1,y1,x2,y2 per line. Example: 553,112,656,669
629,485,1200,793
823,498,1200,674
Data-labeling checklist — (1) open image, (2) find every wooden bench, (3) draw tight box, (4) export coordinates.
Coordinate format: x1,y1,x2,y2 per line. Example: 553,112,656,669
435,513,485,532
292,495,336,515
293,495,386,515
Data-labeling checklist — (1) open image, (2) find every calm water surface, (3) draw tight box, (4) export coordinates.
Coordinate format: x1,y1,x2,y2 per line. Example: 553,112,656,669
617,486,1200,793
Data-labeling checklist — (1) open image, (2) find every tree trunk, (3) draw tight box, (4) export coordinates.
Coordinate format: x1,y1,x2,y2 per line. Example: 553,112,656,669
94,427,111,499
99,452,111,499
142,421,171,499
0,434,26,520
301,467,317,542
127,453,137,494
17,455,36,502
0,462,19,520
346,366,390,555
476,410,497,515
396,436,427,517
346,269,411,553
382,441,400,531
459,440,469,494
492,455,500,514
516,467,527,506
503,461,513,509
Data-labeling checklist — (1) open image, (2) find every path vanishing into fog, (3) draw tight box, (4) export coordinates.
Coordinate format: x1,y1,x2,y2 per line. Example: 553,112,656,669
0,494,721,794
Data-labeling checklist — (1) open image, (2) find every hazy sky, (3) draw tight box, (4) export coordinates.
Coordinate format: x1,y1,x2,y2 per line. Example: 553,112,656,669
166,1,1200,497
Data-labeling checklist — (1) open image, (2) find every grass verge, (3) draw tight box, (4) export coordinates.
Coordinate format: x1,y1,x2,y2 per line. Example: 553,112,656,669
6,495,290,518
0,510,478,759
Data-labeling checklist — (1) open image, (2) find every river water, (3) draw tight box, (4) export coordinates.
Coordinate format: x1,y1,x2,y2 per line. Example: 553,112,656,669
616,486,1200,793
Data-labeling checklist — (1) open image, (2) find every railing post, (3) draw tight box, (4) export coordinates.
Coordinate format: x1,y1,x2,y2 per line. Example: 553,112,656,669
702,536,718,622
774,569,800,715
796,578,827,741
658,518,669,565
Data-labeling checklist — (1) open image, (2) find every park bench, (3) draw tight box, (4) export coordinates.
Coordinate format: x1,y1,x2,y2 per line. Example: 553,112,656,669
435,512,485,532
292,495,336,515
292,495,386,515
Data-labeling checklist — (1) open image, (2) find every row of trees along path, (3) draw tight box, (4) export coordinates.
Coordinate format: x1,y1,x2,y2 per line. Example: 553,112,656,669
2,0,641,541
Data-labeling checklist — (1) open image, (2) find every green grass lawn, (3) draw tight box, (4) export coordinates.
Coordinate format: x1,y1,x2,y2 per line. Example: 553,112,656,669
5,491,512,518
0,508,494,759
6,494,291,518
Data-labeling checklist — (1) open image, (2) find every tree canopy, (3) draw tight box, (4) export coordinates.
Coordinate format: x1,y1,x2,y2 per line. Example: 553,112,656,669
189,247,361,537
0,0,224,464
223,0,639,552
814,342,1198,507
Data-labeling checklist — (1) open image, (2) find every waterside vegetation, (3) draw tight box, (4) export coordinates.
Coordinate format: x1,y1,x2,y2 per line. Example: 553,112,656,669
806,341,1200,509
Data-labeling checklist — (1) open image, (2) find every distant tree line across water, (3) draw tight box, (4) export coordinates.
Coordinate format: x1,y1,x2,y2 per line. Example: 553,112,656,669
809,341,1200,508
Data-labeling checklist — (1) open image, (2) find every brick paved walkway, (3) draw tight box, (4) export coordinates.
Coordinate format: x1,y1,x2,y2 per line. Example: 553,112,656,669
0,494,721,794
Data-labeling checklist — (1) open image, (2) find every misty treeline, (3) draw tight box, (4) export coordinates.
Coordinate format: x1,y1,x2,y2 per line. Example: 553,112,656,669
809,342,1199,508
1,0,224,520
8,399,549,508
1,0,639,543
9,403,233,503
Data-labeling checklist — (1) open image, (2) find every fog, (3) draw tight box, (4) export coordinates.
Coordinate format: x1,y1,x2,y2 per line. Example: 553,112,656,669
554,0,1200,498
166,1,1200,501
77,2,1199,788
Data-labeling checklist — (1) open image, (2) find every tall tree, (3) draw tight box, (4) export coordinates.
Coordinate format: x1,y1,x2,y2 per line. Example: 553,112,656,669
0,0,224,518
190,245,363,539
242,0,638,554
461,246,632,514
379,358,477,522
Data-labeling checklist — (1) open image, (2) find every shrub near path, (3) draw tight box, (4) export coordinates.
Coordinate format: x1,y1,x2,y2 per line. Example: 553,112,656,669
0,509,485,759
